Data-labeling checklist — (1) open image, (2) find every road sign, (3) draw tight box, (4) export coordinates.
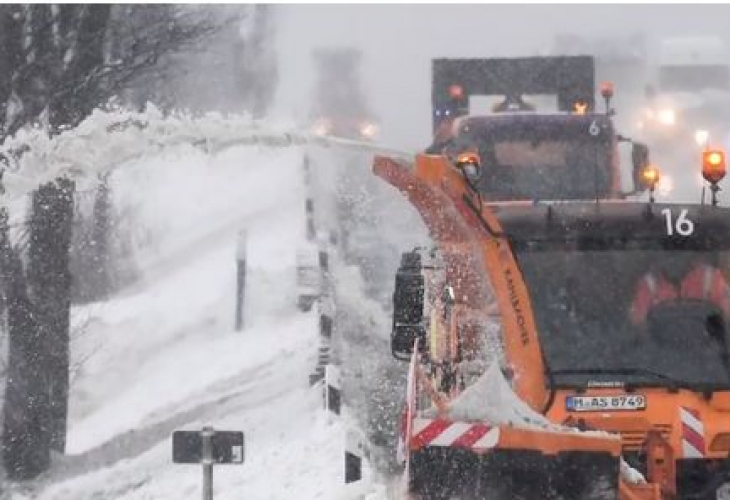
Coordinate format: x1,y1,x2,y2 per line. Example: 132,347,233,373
172,430,245,464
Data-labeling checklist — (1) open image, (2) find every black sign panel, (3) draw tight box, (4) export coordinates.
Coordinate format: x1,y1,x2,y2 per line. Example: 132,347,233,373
172,430,245,464
431,56,596,130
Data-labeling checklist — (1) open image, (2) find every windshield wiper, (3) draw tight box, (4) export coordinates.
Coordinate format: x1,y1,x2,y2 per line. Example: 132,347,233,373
549,367,730,392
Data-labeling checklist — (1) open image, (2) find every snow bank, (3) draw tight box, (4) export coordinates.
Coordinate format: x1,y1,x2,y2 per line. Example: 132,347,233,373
64,138,309,448
109,143,304,287
445,363,553,428
444,363,620,442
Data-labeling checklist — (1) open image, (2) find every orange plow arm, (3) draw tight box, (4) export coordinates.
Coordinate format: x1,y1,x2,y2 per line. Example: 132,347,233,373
373,154,548,411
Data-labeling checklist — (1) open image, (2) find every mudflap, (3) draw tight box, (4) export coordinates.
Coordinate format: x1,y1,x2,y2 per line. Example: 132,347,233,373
409,447,620,500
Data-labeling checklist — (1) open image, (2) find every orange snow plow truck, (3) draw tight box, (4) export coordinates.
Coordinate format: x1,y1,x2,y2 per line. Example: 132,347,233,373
375,142,730,496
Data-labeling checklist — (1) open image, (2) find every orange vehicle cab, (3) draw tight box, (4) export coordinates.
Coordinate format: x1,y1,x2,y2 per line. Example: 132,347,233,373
377,147,730,499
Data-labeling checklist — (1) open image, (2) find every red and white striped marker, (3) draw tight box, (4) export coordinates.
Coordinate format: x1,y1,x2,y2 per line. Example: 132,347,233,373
680,406,706,458
401,340,420,492
410,418,500,451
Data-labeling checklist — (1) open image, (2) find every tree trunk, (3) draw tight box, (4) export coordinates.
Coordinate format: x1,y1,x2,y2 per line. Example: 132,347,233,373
92,174,111,295
1,239,50,479
27,178,75,454
0,6,25,135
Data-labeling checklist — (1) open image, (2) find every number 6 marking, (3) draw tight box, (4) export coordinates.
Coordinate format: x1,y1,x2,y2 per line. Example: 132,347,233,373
662,208,695,236
589,120,600,136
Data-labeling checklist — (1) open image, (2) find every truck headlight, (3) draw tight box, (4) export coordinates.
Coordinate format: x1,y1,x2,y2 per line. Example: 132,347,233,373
657,174,673,196
313,119,332,136
657,109,676,126
695,129,709,147
359,121,378,139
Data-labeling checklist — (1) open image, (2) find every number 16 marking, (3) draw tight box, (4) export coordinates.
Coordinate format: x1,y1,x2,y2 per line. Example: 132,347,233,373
662,208,695,236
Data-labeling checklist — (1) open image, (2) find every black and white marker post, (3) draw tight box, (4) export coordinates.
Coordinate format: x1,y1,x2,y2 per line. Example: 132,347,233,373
345,429,366,483
235,230,247,331
309,308,334,386
325,364,341,415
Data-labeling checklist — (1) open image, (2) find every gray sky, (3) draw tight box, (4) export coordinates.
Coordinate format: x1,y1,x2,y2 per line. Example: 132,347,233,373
273,4,730,150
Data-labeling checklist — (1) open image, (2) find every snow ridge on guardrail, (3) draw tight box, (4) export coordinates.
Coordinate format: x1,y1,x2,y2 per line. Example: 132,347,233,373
0,104,413,206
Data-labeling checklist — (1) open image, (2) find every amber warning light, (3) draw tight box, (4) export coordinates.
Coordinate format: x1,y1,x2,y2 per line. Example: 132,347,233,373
600,81,614,99
457,151,480,168
573,101,588,114
641,165,660,190
455,151,481,181
703,149,727,184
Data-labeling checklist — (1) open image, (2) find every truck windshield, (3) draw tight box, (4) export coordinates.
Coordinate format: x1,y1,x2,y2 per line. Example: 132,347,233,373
513,241,730,389
453,118,613,201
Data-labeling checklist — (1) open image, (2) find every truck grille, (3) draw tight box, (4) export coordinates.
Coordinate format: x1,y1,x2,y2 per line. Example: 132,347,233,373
620,425,672,451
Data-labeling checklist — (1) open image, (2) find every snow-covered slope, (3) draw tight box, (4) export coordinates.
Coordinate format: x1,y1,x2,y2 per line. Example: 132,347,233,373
6,140,383,500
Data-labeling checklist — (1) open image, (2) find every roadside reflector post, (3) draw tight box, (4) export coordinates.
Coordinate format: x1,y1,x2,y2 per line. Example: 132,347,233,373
302,154,311,187
316,231,331,303
309,314,332,386
202,427,215,500
235,230,247,331
318,248,329,276
345,429,367,483
325,364,341,415
320,312,333,340
305,198,316,241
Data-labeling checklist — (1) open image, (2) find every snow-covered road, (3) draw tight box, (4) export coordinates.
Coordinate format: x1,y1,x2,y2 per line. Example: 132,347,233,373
8,142,386,500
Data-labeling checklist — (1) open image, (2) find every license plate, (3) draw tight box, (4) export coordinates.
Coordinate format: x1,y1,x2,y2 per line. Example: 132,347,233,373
566,394,646,412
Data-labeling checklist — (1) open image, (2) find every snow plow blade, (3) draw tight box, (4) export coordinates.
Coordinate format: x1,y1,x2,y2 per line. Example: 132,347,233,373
409,447,620,499
407,418,623,500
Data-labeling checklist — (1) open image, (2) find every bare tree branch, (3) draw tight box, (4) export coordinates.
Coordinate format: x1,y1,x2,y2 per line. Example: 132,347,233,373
0,4,233,138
